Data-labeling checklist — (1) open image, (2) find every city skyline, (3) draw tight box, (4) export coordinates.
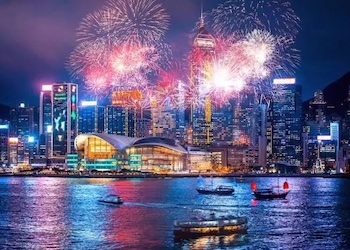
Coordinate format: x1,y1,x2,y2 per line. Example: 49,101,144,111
1,0,350,106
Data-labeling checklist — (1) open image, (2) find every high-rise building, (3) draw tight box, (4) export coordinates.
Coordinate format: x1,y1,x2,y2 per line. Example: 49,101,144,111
212,103,234,143
270,78,302,166
190,14,215,146
78,101,104,134
104,105,129,136
39,85,53,157
52,83,78,156
0,121,9,166
9,103,35,164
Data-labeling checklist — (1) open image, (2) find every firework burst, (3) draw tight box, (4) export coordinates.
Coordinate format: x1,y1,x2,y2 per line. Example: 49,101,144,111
211,0,301,38
105,0,170,44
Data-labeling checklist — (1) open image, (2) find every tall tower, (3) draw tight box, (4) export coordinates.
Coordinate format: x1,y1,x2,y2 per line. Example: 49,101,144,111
52,83,78,156
39,85,53,157
270,78,302,166
190,6,215,146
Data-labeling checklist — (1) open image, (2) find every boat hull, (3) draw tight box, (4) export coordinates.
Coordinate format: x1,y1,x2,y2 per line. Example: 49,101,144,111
174,224,248,239
253,190,289,200
196,188,234,195
98,200,123,205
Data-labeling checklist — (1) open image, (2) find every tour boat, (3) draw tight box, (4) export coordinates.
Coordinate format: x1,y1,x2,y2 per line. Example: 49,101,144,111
251,180,290,200
196,185,234,195
174,214,248,239
98,194,123,205
196,176,234,195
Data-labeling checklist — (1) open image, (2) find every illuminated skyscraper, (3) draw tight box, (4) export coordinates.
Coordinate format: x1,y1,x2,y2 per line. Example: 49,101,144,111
78,101,104,134
0,121,9,166
190,13,215,146
52,83,78,156
39,85,53,157
9,103,35,163
270,78,302,166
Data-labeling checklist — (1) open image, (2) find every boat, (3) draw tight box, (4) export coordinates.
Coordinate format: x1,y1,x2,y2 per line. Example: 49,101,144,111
174,214,248,239
98,194,123,205
196,185,234,195
251,179,290,200
196,176,234,195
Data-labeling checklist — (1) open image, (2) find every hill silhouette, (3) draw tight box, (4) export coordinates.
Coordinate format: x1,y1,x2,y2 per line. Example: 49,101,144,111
304,71,350,117
0,103,10,120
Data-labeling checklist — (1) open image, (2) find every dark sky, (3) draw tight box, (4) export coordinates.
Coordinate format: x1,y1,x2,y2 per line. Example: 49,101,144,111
1,0,350,106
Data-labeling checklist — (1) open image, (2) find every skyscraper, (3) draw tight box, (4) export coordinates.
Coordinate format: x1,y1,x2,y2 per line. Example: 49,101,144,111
78,101,104,134
0,121,9,166
9,103,35,164
190,14,215,146
39,85,53,157
270,78,302,166
52,83,78,156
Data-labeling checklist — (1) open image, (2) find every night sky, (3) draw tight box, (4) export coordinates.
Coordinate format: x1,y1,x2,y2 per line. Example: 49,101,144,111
1,0,350,106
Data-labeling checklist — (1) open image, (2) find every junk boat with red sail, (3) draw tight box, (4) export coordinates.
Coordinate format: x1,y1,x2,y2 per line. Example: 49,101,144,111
251,179,290,200
174,214,248,239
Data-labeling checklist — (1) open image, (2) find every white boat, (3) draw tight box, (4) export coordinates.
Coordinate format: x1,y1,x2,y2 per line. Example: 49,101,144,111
98,194,123,205
197,176,234,195
174,214,248,239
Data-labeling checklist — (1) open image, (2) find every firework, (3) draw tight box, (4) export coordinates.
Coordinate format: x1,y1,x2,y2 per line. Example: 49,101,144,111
105,0,170,44
211,0,300,38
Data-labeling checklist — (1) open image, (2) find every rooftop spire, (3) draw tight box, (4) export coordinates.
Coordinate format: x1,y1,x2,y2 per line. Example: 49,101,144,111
199,0,204,28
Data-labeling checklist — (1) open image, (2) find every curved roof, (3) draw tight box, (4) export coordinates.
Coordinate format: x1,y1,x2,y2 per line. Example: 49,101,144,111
75,134,187,154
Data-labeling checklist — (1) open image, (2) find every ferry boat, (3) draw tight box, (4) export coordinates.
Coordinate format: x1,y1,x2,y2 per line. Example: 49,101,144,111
98,194,123,205
196,185,234,195
174,214,248,239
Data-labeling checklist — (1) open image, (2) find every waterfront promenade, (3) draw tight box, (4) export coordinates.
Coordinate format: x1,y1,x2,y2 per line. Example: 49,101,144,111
1,171,349,179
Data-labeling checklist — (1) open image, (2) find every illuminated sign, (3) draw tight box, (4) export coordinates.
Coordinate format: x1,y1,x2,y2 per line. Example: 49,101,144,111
28,136,35,143
46,125,53,133
81,101,97,106
317,135,331,141
273,78,296,85
42,85,52,91
129,154,142,167
0,124,9,129
9,137,19,144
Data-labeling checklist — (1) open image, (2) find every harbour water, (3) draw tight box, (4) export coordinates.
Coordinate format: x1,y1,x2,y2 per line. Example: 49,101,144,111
0,176,350,249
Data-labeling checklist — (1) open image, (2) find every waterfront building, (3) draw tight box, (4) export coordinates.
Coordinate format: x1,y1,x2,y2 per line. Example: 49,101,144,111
39,85,52,157
9,103,36,164
0,121,9,166
78,101,104,134
74,134,187,172
270,78,302,166
52,83,78,157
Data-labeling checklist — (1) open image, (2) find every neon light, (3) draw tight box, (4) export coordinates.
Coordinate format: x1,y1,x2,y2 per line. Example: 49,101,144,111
81,101,97,106
317,135,331,141
28,136,35,143
9,137,19,144
0,124,9,129
42,85,52,91
273,78,296,85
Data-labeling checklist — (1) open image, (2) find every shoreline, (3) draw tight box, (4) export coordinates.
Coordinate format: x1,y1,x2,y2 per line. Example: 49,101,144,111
1,172,350,179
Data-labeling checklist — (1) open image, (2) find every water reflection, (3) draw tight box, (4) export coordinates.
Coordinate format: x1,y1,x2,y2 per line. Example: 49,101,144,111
0,177,350,249
174,234,248,249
